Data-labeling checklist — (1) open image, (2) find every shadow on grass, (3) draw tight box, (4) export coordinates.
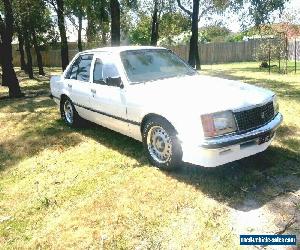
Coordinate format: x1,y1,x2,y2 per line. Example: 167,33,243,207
1,96,299,212
0,118,83,171
77,122,300,211
0,68,60,100
0,97,53,112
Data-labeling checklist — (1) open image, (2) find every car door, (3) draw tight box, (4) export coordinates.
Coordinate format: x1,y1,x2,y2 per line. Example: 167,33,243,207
89,55,129,135
64,54,93,117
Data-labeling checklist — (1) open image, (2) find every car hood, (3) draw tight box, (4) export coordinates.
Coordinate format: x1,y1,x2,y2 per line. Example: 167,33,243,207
127,74,274,115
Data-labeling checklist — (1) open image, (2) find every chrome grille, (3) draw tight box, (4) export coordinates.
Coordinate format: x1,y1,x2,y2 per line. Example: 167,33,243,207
234,101,275,132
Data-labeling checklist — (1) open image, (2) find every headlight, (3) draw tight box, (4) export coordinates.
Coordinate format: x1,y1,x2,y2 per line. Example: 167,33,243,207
273,95,279,115
201,111,237,137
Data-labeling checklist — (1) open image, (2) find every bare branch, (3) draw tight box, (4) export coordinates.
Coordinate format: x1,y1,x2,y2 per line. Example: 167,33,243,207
199,5,214,20
176,0,192,16
66,13,87,32
45,0,58,13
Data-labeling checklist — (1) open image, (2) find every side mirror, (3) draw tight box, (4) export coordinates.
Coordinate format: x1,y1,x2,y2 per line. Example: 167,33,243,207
106,76,124,89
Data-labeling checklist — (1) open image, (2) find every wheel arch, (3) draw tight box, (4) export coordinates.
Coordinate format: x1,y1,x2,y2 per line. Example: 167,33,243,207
140,113,178,135
59,94,70,107
60,94,69,102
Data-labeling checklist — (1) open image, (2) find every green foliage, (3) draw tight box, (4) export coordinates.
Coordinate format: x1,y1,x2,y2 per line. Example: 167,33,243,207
84,0,110,43
128,4,190,46
65,0,86,17
235,0,289,27
13,0,56,46
199,25,231,43
128,14,151,45
255,37,285,63
159,12,191,40
249,0,288,26
225,32,245,42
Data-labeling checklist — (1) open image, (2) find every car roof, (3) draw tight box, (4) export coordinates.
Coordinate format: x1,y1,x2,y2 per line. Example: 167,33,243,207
82,46,167,55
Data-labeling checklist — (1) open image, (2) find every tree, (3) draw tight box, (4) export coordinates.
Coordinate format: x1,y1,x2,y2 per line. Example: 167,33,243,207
177,0,228,69
177,0,199,69
0,0,22,97
199,24,231,42
247,0,288,27
14,0,51,77
85,0,110,46
32,28,45,75
65,0,87,51
23,28,34,78
128,0,190,45
150,0,159,45
16,27,26,71
110,0,120,46
45,0,69,70
159,12,191,43
128,14,152,45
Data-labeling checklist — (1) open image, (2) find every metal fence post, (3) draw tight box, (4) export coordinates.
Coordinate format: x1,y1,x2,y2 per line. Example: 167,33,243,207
295,38,297,74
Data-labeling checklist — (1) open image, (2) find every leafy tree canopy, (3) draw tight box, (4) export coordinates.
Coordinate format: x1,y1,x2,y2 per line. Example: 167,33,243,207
199,24,231,42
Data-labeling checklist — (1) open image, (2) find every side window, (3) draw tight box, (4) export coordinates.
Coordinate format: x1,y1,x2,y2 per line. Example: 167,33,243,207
93,59,120,86
103,63,120,82
93,58,104,84
66,57,80,79
65,54,93,82
77,54,93,82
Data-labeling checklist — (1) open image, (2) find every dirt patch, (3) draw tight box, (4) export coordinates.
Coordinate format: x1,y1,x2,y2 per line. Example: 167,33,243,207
230,176,300,249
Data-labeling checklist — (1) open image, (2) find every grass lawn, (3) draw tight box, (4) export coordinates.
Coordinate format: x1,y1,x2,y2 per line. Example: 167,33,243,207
0,63,299,249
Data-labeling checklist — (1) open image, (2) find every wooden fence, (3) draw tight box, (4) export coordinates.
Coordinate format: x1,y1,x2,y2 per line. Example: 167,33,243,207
167,40,262,64
11,39,299,67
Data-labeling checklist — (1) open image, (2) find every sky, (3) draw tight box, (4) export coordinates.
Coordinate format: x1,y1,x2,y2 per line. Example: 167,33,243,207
225,0,300,32
65,0,300,42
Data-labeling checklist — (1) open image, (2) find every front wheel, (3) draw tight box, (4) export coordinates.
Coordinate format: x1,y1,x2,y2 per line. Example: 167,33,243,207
142,117,182,171
60,97,81,127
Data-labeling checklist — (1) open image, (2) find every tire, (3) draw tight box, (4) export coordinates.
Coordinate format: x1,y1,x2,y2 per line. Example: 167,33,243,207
60,97,82,127
142,117,182,171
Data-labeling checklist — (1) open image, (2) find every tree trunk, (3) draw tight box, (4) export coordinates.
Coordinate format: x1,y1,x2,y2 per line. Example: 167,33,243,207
24,29,34,79
1,43,22,96
86,4,95,43
110,0,120,46
100,0,108,46
150,0,159,46
0,0,22,97
188,0,200,70
102,27,107,46
0,42,3,68
31,29,45,76
17,32,26,71
77,12,83,51
56,0,69,70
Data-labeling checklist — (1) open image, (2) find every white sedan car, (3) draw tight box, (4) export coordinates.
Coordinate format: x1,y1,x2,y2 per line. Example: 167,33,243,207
50,46,283,170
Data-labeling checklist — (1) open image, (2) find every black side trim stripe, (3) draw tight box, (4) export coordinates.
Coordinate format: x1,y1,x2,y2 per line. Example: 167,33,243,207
52,95,60,100
74,103,141,126
51,94,140,126
74,103,140,126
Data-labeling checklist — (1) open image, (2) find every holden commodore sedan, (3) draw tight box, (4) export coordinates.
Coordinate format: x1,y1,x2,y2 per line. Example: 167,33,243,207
50,46,283,170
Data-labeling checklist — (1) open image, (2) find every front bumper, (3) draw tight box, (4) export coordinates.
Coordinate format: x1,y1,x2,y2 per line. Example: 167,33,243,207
201,113,283,149
181,113,283,167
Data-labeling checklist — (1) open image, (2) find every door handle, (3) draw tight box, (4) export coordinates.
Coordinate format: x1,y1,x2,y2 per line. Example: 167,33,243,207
91,89,96,94
68,84,72,88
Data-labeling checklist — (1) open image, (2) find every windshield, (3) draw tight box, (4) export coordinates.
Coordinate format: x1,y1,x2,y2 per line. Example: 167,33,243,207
120,49,197,83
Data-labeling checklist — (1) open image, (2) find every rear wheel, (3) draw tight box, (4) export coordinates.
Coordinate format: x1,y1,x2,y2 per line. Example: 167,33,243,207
60,97,81,127
142,117,182,171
